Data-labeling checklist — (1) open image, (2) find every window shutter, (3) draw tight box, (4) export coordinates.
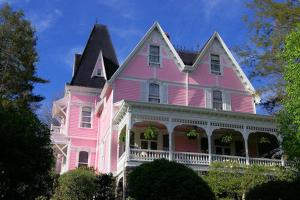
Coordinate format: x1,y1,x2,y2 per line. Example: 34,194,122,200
140,81,148,102
161,83,168,104
223,92,231,111
205,89,212,108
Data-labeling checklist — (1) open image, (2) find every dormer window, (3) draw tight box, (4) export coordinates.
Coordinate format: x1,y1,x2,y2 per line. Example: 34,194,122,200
96,68,102,77
211,54,221,75
148,83,160,103
149,45,160,66
212,90,222,110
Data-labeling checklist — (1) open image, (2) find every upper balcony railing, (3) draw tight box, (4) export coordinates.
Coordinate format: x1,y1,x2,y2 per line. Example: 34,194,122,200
119,148,293,169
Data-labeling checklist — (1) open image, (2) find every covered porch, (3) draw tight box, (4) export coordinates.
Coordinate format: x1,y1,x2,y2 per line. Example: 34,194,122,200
114,101,288,173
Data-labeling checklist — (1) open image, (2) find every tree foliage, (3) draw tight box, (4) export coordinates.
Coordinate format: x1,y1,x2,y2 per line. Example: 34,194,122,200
53,168,116,200
0,103,54,200
277,24,300,161
128,159,215,200
0,4,47,109
235,0,300,112
204,162,296,200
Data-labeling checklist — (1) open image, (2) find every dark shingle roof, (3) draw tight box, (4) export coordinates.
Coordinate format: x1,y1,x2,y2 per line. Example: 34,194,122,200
177,50,198,65
70,24,119,88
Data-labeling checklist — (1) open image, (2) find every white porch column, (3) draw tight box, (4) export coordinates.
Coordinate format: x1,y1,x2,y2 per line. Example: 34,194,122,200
125,111,132,161
207,125,212,165
243,127,250,165
167,119,174,161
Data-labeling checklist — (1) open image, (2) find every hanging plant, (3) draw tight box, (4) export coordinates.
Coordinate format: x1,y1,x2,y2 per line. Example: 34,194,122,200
119,131,126,143
221,133,233,144
144,126,158,140
259,136,270,144
185,129,199,140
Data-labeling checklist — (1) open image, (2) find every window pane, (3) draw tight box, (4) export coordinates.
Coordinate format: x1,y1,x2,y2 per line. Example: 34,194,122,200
149,83,159,97
163,135,169,150
150,141,157,150
82,116,91,122
213,91,222,100
148,98,160,103
81,122,91,128
149,45,160,64
79,151,89,163
211,54,220,74
82,107,92,112
141,141,148,149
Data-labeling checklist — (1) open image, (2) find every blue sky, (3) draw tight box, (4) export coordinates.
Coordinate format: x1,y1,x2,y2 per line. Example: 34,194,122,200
1,0,264,113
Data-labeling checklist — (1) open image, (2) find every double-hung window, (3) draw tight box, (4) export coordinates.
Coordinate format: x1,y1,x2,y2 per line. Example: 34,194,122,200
81,107,92,128
140,132,157,150
212,90,223,110
78,151,89,167
149,45,160,66
211,54,221,75
148,83,160,103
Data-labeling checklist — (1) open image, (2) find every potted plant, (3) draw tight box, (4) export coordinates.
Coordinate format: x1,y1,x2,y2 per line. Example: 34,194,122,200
185,129,199,140
144,126,158,140
221,133,233,144
119,131,126,143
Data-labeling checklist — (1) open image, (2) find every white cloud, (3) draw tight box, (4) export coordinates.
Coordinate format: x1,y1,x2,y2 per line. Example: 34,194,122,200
29,8,62,32
110,26,142,38
97,0,137,20
63,46,83,68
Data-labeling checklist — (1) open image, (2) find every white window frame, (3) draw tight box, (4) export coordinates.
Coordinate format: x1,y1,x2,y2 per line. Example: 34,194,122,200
79,106,93,128
148,44,161,67
212,90,223,110
78,151,89,167
148,82,160,103
210,53,222,75
140,132,158,150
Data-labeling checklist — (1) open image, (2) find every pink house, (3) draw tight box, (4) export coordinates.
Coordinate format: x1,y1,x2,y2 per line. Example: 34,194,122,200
51,22,286,192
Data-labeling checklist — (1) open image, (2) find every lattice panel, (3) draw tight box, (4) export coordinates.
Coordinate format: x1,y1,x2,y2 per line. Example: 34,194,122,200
132,114,169,122
172,118,208,126
210,122,244,130
246,126,277,133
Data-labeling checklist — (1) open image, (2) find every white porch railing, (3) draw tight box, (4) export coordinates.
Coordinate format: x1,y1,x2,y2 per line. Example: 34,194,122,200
212,154,247,165
249,157,282,166
51,125,61,134
126,149,289,168
173,151,209,165
129,149,169,161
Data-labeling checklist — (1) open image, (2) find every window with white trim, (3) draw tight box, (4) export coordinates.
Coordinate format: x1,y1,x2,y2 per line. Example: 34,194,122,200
95,68,102,77
211,54,221,75
212,90,223,110
148,83,160,103
80,107,92,128
149,45,160,66
78,151,89,167
140,132,157,150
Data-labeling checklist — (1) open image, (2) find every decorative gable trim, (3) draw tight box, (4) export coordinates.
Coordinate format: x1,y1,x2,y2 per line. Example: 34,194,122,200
191,32,260,103
108,22,185,84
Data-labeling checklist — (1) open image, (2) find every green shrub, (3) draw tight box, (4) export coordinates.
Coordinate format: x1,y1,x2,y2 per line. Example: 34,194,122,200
246,179,300,200
128,159,215,200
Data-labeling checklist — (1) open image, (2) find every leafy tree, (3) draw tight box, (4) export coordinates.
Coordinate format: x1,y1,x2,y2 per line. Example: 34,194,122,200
0,4,47,109
277,24,300,161
0,103,54,200
235,0,300,112
128,159,215,200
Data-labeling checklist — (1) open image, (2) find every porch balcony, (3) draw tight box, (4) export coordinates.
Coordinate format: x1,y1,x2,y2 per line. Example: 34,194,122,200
114,100,290,173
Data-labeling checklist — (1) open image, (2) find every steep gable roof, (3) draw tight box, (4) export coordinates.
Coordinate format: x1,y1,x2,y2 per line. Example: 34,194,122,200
190,32,260,102
70,24,119,88
108,22,185,83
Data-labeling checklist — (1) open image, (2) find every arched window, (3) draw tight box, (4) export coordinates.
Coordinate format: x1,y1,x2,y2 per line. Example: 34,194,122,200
148,83,160,103
81,106,92,128
78,151,89,167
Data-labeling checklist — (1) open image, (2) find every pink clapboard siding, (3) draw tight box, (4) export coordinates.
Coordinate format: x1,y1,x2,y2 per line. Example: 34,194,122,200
188,88,205,107
157,59,186,83
231,94,254,113
99,89,113,139
174,135,199,152
168,85,186,105
218,67,245,91
189,63,216,86
114,79,141,102
69,150,77,170
121,54,154,79
110,130,118,172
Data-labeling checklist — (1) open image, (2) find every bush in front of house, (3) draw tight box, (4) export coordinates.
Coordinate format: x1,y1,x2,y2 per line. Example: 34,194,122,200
52,167,116,200
245,178,300,200
127,159,215,200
